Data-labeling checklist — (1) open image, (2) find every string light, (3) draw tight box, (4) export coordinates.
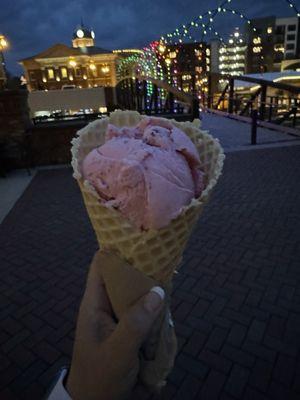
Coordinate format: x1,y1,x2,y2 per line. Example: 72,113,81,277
118,0,300,88
285,0,300,16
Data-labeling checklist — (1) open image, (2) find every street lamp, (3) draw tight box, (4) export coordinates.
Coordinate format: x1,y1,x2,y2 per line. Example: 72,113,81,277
0,34,8,87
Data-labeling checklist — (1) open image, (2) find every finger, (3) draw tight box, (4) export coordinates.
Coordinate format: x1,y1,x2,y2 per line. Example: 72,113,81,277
84,250,114,315
108,287,165,356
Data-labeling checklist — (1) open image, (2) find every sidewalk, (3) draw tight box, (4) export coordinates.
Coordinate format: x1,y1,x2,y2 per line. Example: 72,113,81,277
0,144,299,399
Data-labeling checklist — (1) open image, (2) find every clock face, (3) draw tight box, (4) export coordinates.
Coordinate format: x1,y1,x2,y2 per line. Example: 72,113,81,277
91,30,95,39
77,29,84,38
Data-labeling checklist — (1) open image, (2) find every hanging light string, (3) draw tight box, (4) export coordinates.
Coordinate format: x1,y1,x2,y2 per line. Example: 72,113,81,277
119,0,300,81
161,0,232,44
285,0,300,16
161,5,258,47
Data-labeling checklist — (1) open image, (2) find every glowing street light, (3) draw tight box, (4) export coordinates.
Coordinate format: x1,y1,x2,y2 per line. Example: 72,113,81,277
0,35,8,50
0,34,9,87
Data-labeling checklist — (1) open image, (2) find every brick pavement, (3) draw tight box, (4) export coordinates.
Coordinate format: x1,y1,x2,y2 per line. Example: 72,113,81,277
0,145,300,399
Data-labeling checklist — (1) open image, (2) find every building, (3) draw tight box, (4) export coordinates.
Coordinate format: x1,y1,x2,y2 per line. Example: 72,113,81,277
20,25,119,91
245,16,300,73
218,28,247,76
158,42,210,97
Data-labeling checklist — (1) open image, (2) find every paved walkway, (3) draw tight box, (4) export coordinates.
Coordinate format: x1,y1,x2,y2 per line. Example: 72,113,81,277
1,145,300,399
0,170,34,224
202,113,300,151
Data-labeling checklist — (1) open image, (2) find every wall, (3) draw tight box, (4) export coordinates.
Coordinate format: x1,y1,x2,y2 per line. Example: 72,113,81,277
0,89,32,142
28,87,108,115
29,121,87,166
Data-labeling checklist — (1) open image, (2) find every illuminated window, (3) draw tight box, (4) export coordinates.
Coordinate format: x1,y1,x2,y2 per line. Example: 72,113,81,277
253,37,262,44
47,69,54,79
169,51,176,58
274,45,284,53
60,67,68,78
253,46,262,53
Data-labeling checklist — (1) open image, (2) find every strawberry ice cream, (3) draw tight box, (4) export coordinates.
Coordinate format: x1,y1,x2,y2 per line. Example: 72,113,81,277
82,117,204,230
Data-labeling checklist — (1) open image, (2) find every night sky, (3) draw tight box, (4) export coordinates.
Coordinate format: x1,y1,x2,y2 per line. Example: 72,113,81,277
0,0,297,75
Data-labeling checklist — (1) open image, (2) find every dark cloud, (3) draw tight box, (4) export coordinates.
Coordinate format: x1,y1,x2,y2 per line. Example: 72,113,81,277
0,0,296,75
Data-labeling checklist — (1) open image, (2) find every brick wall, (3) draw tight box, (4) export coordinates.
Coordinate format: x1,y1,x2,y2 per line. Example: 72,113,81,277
29,121,86,166
0,89,32,141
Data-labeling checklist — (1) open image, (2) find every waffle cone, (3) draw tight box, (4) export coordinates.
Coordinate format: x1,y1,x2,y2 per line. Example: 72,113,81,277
71,110,224,390
72,110,225,284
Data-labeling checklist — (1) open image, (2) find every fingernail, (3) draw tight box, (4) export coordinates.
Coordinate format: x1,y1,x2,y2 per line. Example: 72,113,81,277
144,286,165,313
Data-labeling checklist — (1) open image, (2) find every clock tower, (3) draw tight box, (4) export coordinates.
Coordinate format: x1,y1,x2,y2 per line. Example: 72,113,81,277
72,23,95,48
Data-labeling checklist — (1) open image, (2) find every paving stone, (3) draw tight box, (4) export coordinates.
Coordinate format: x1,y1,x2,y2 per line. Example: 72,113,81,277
173,375,202,400
247,319,267,343
225,364,250,399
221,343,255,368
198,349,232,374
205,326,228,352
200,369,227,400
227,324,247,348
183,331,207,357
248,358,273,393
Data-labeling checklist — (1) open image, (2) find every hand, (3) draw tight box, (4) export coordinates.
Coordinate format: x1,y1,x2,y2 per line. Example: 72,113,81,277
66,251,165,400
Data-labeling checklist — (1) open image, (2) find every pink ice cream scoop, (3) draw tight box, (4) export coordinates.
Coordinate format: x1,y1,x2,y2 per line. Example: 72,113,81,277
82,117,204,230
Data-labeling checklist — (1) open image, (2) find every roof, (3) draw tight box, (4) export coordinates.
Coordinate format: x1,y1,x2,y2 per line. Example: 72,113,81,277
20,43,112,62
83,46,112,55
235,71,300,88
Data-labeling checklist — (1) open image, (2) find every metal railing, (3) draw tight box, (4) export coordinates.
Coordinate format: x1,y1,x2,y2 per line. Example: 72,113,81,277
115,76,200,120
206,75,300,133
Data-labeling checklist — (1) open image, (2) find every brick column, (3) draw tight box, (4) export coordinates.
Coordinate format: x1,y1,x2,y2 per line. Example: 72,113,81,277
0,89,32,169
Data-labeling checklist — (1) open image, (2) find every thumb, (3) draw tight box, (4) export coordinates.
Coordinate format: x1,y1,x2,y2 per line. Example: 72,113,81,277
110,287,165,354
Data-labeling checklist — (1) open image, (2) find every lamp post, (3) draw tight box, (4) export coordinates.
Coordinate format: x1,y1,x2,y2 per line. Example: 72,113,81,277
0,34,8,88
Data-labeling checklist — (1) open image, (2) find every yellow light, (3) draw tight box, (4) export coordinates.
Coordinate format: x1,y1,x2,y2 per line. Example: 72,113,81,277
56,76,61,82
169,51,176,58
101,65,110,73
89,63,96,71
69,75,74,81
165,58,171,65
0,36,8,49
69,59,77,67
253,46,262,53
253,37,261,44
83,74,87,80
42,77,47,83
158,44,166,53
267,27,273,34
